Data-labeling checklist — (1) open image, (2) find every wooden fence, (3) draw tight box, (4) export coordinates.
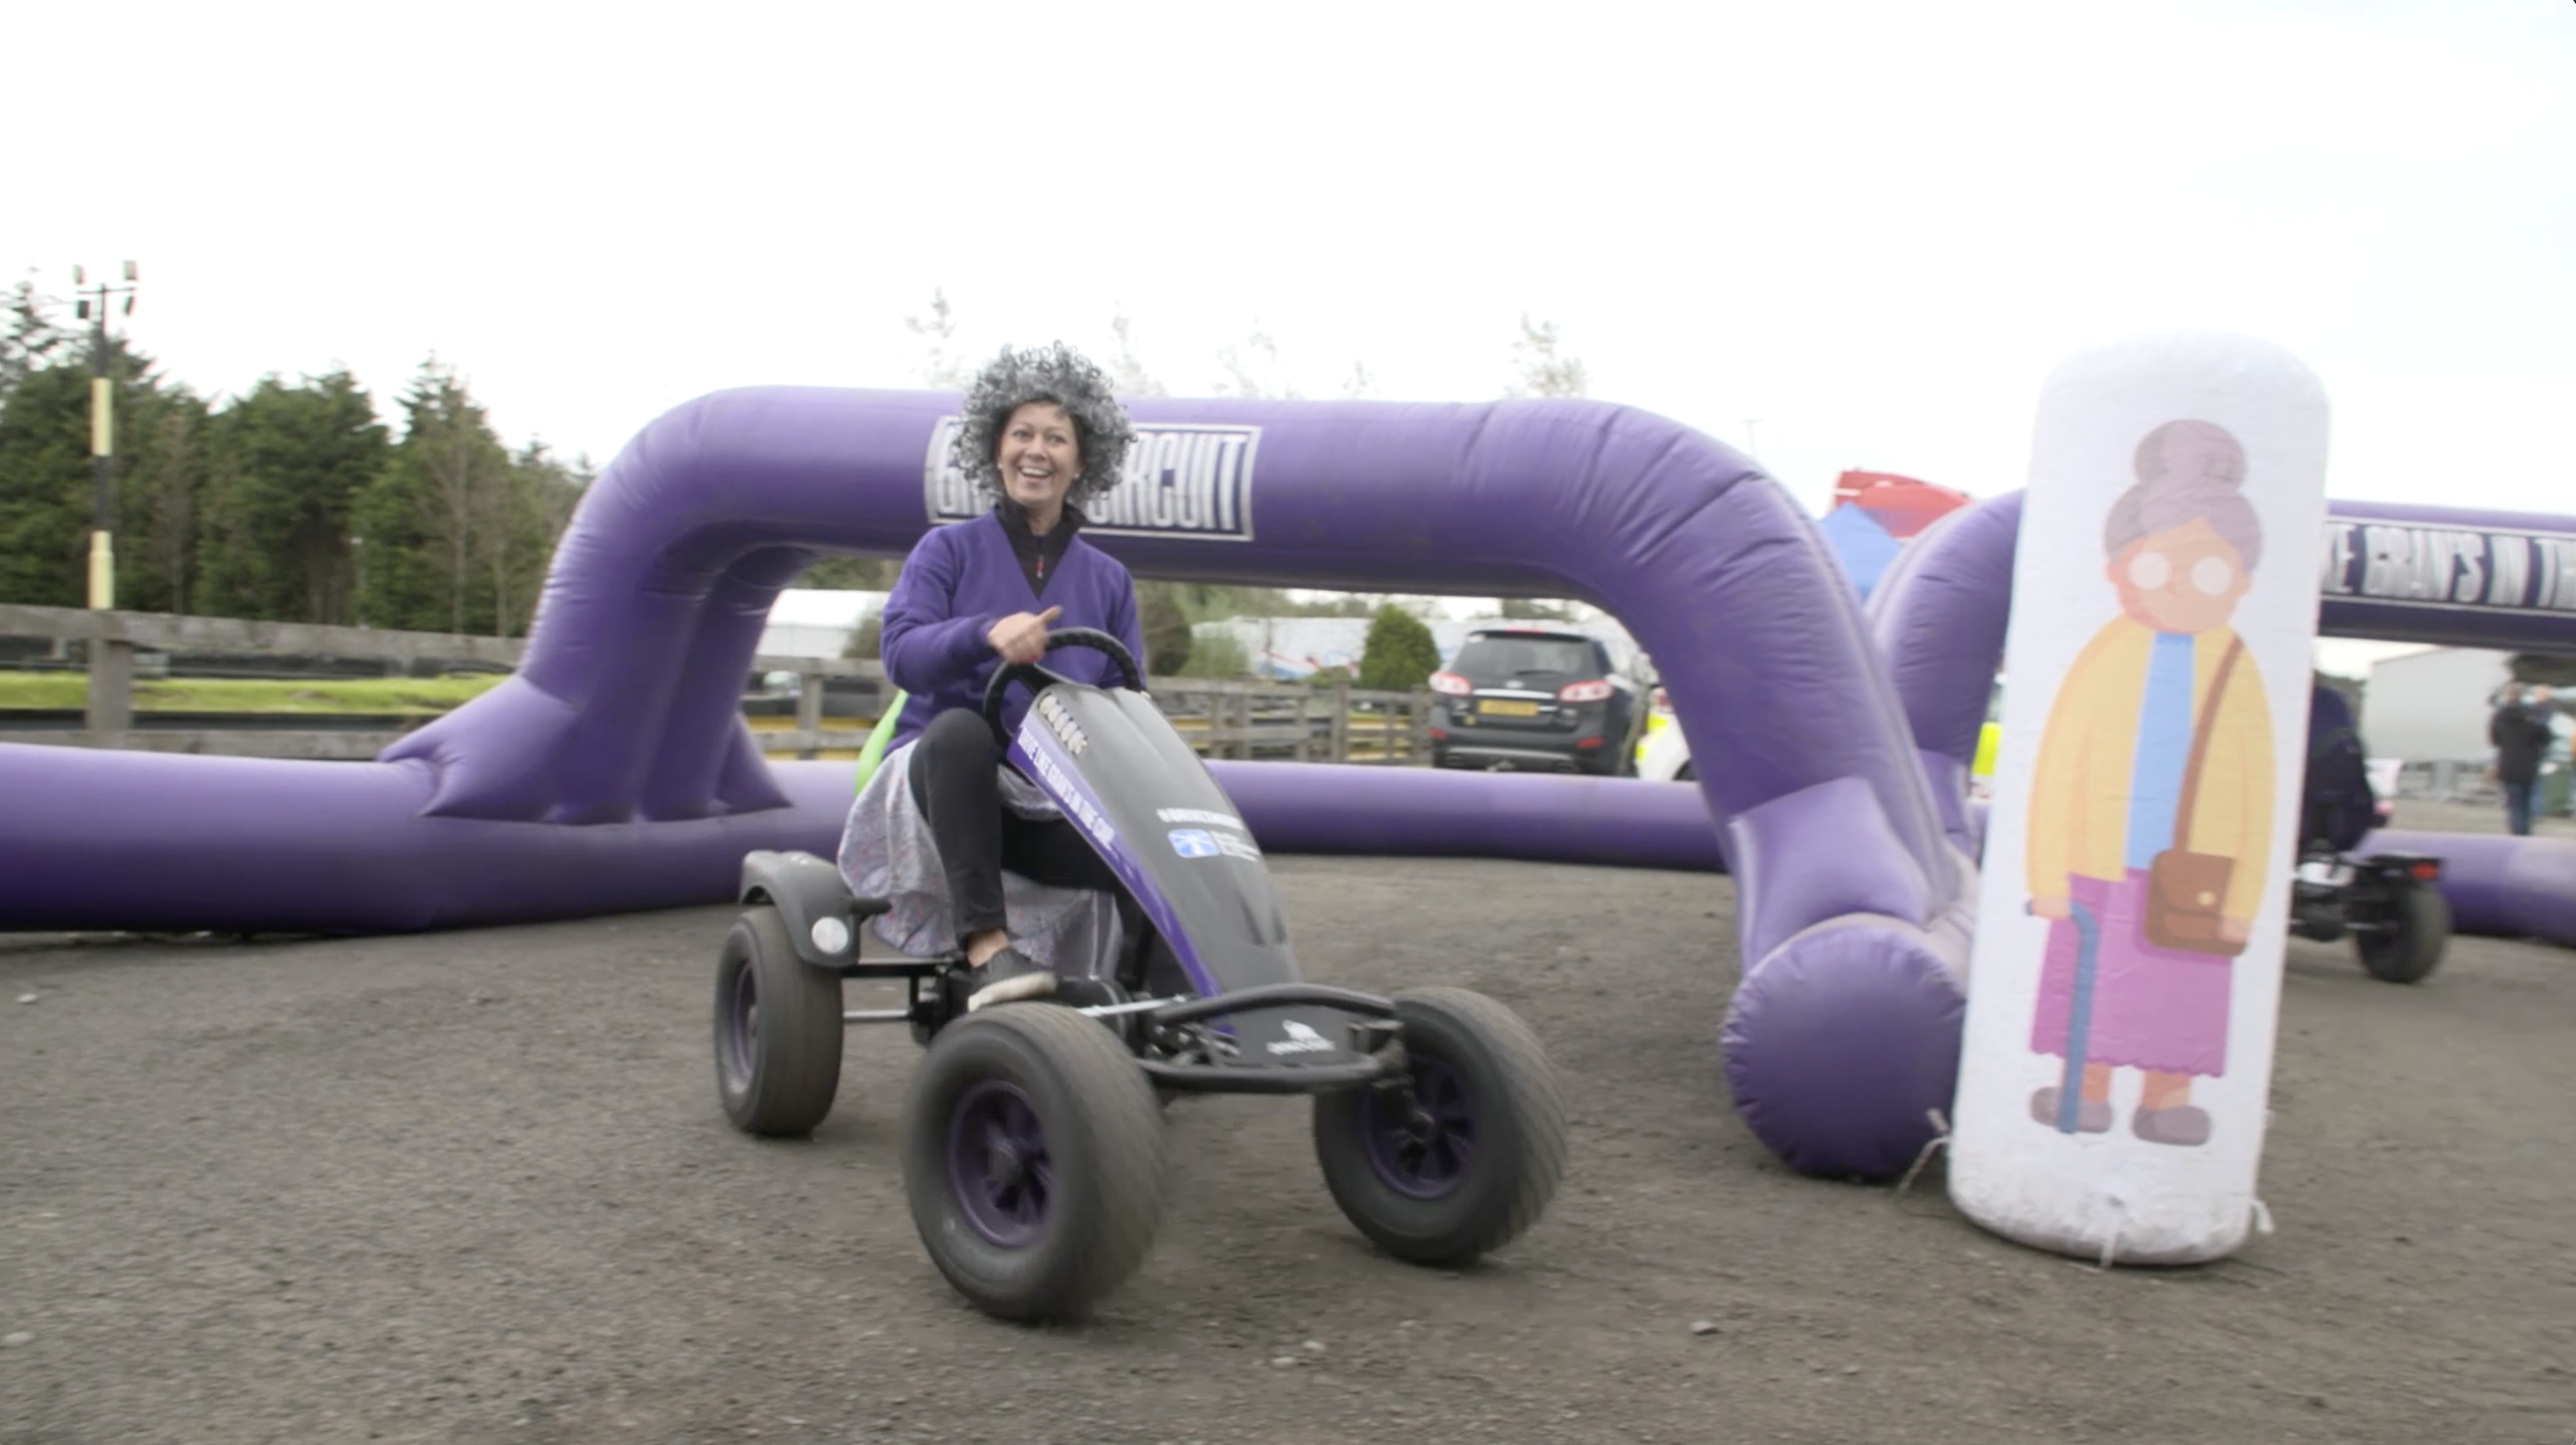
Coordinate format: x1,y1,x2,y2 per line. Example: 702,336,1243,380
0,604,1435,765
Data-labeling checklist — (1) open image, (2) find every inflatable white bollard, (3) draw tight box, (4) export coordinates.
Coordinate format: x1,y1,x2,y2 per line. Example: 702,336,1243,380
1948,330,2329,1264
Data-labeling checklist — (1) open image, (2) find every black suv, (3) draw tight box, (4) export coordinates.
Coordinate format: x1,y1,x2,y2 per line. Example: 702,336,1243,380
1427,628,1641,776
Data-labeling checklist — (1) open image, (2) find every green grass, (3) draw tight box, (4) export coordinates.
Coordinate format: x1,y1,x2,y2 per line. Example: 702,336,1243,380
0,673,510,715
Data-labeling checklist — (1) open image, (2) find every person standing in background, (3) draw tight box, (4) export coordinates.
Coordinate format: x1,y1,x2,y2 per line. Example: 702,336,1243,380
2530,684,2566,821
2489,683,2551,836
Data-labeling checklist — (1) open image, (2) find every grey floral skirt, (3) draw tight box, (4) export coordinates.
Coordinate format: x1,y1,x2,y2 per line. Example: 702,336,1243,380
835,741,1124,975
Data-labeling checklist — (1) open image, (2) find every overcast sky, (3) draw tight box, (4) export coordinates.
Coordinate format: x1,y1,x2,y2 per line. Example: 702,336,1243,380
15,0,2572,663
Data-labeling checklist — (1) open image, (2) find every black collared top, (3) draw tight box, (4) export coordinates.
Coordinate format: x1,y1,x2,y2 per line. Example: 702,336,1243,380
994,498,1084,596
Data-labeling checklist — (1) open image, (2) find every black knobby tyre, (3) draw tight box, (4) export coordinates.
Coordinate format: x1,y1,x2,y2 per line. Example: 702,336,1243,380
1311,985,1567,1266
712,905,846,1136
2356,878,2450,985
901,1004,1168,1322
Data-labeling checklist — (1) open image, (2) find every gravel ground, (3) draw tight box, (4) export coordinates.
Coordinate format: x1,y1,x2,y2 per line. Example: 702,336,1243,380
3,852,2572,1445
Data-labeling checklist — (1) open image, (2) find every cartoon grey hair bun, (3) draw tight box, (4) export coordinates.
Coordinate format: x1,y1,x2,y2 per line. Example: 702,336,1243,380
952,341,1138,510
2103,418,2264,569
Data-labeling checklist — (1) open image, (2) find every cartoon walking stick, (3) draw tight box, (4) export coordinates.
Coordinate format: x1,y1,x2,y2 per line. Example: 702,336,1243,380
2056,901,2101,1135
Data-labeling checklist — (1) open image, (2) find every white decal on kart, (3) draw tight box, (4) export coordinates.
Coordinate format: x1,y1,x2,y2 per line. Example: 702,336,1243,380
1266,1020,1335,1055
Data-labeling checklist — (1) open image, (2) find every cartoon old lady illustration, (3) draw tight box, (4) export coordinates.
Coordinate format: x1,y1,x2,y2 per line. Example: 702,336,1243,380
2026,419,2274,1148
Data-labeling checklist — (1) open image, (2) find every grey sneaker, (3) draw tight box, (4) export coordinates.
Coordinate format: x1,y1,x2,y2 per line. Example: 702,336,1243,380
965,946,1057,1012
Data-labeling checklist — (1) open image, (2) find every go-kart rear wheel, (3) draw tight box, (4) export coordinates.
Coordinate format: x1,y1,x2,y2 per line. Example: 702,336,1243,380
2356,877,2450,985
900,1004,1168,1322
712,905,845,1137
1311,986,1566,1266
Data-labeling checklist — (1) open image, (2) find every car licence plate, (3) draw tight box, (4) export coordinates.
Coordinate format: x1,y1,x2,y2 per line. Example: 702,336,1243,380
1479,699,1541,717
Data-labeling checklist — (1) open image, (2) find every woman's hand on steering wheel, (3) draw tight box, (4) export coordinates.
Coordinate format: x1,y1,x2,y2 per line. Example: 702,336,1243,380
986,606,1060,666
978,627,1148,749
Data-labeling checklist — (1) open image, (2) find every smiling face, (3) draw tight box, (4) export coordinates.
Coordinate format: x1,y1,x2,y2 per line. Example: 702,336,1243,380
994,401,1082,529
2109,517,2251,634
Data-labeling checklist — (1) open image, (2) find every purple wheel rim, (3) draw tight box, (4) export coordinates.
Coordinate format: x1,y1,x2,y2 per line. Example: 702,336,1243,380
946,1080,1052,1247
1361,1057,1473,1201
720,959,757,1093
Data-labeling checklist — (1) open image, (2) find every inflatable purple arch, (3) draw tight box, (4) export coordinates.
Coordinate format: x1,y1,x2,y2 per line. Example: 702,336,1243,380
1871,489,2576,947
0,386,1976,1179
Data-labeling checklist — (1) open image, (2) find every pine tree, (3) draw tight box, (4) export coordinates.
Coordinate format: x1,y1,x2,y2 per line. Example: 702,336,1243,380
1139,583,1193,674
356,360,513,633
490,440,587,638
1,277,75,398
115,387,211,615
0,364,92,604
0,327,191,608
198,372,387,622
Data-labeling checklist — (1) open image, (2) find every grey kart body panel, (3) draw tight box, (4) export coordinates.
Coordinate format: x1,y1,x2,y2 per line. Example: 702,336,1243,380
1005,679,1362,1071
739,848,879,969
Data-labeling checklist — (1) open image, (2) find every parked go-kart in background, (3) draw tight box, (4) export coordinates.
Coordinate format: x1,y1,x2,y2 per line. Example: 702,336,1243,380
1427,628,1648,776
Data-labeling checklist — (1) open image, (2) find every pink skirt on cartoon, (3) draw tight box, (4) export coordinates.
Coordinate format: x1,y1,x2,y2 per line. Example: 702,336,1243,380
2030,869,2232,1077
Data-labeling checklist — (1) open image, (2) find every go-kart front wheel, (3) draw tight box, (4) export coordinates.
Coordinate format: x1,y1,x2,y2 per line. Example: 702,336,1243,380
2356,876,2450,985
713,905,846,1137
900,1004,1168,1322
1311,986,1567,1266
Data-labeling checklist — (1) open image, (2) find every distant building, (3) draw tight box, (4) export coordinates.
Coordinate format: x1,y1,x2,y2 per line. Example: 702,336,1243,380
2361,646,2516,761
758,589,888,660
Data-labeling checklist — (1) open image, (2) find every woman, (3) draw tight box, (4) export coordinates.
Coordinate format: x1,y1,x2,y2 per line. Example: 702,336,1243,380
2024,418,2275,1148
841,342,1148,1011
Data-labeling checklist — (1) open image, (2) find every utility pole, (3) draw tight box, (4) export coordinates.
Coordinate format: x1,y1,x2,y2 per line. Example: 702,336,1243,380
73,261,140,610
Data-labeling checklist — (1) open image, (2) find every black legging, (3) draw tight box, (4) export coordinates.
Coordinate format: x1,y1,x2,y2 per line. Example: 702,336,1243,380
908,708,1136,950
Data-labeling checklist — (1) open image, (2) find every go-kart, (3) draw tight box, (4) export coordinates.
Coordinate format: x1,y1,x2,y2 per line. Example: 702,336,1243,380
2285,693,2452,985
708,628,1568,1322
2288,847,2452,985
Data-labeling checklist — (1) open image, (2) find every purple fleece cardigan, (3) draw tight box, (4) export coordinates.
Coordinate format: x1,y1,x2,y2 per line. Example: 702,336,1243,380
878,510,1147,750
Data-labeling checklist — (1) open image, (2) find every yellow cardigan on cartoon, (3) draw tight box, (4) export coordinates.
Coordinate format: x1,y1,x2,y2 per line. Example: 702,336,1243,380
2025,619,2274,923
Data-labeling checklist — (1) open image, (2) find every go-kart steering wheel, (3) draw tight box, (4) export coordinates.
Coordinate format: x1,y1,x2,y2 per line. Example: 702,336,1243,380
979,627,1147,748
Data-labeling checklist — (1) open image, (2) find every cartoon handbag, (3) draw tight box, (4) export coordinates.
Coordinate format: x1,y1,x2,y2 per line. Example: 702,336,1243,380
2146,637,2249,957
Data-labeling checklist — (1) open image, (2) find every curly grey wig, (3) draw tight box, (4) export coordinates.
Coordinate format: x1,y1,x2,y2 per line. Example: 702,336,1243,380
952,342,1137,510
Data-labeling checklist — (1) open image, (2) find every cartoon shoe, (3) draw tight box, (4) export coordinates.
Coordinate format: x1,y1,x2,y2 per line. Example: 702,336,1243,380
2131,1105,2211,1147
2029,1086,2112,1133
